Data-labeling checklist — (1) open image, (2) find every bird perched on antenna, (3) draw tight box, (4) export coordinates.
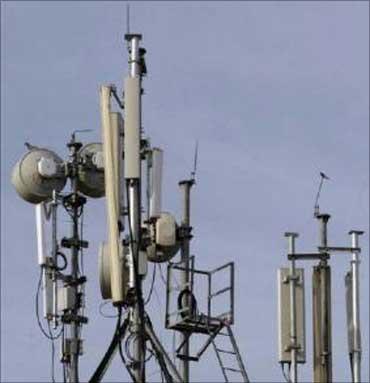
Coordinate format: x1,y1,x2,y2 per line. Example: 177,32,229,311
314,171,331,217
24,142,38,151
320,172,330,180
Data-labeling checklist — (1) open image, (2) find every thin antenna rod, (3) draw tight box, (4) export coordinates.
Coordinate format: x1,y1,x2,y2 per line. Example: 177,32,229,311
314,172,330,217
126,3,130,34
191,140,198,181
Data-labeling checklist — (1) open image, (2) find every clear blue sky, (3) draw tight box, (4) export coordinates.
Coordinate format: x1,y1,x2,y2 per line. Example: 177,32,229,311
1,1,369,382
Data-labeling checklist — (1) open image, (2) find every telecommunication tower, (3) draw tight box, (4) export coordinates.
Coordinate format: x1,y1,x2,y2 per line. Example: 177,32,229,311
10,14,366,383
11,27,250,383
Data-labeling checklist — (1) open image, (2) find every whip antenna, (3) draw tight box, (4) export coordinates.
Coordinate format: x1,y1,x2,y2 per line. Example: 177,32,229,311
314,171,330,217
190,140,198,182
126,3,130,34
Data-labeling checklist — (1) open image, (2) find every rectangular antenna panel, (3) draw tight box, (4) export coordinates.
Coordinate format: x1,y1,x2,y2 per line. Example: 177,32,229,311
277,267,306,363
149,148,163,218
42,268,53,319
100,85,124,303
36,203,47,265
110,112,125,227
124,77,140,178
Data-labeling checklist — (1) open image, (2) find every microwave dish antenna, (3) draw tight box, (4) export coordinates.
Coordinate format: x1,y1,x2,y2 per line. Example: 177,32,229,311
77,142,105,198
11,148,67,204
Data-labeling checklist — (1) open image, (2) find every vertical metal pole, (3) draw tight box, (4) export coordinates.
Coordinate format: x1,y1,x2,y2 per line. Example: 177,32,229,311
69,141,81,383
51,192,58,329
285,232,299,383
125,33,145,382
349,230,363,383
128,180,145,382
318,214,329,249
230,263,235,322
313,214,332,383
71,178,79,383
178,180,194,383
146,150,151,222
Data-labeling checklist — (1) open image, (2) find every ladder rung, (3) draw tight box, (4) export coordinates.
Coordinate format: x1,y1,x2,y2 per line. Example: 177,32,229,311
216,348,236,355
223,367,243,373
210,286,231,298
218,332,229,336
177,354,199,362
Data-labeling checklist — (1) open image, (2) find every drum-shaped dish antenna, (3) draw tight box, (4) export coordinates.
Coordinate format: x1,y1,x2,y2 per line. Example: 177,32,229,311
11,148,66,204
77,143,105,198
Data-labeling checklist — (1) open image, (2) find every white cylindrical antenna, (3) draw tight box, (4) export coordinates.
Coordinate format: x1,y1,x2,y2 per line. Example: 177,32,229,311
124,34,141,179
126,34,142,78
101,85,124,304
124,77,140,179
35,203,47,265
149,148,163,219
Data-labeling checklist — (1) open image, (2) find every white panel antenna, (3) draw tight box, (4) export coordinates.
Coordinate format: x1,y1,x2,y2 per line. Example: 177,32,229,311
36,202,55,319
277,267,306,364
100,85,124,304
35,203,48,266
110,112,125,226
149,148,163,219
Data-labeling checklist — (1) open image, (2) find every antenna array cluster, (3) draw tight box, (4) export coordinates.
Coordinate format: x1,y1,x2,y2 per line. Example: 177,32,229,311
278,213,364,383
10,24,364,383
11,30,251,383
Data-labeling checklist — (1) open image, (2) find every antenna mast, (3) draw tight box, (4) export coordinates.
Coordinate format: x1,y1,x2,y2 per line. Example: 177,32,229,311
64,133,87,383
124,31,146,382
